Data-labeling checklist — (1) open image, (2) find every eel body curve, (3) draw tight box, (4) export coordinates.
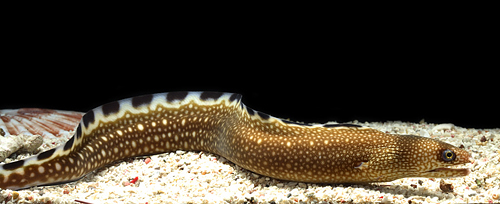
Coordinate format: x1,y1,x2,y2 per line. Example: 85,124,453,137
0,91,471,190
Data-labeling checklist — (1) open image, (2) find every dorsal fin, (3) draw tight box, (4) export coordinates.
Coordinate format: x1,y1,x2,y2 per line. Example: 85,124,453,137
323,123,362,128
73,91,242,151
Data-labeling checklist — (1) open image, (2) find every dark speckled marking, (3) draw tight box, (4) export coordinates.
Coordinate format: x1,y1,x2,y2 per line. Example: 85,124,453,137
82,110,95,128
132,94,153,108
229,93,242,102
246,107,255,115
166,91,188,102
257,112,270,120
37,149,55,161
75,125,82,139
64,136,75,151
101,101,120,116
200,92,223,101
2,160,24,170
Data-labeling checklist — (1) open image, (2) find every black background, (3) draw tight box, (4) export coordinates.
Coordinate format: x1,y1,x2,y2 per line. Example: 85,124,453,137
1,13,497,129
2,66,497,129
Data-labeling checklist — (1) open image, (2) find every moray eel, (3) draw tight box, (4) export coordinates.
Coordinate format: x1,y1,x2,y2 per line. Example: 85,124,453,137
0,92,471,190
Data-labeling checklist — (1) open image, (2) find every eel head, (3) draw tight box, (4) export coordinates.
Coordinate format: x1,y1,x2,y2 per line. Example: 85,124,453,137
369,135,472,182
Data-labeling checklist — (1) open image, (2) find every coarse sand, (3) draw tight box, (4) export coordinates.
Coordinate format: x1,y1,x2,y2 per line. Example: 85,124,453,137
1,121,499,204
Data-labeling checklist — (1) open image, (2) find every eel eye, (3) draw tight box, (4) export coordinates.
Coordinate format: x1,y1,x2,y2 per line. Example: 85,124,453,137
441,149,456,162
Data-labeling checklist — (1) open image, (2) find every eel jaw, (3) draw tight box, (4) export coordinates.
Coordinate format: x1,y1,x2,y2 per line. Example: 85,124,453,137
424,167,471,177
426,167,470,177
422,156,473,178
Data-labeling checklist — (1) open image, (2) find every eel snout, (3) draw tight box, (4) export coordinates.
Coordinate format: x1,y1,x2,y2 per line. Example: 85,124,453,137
423,155,473,178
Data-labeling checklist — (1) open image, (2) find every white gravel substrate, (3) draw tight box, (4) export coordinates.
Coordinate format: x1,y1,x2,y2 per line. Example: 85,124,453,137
1,121,499,204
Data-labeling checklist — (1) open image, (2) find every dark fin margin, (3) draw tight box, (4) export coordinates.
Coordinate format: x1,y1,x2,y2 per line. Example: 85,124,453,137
323,124,362,128
281,119,313,126
2,160,25,170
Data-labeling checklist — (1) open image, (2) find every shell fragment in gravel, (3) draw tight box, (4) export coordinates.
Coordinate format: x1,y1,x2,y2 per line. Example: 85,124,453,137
0,108,83,163
0,108,83,138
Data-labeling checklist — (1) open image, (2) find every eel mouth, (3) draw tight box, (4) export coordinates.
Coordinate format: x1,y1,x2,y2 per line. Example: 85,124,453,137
424,157,473,177
425,167,471,177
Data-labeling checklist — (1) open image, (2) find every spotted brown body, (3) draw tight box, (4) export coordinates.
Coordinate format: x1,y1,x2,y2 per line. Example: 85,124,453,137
0,92,471,190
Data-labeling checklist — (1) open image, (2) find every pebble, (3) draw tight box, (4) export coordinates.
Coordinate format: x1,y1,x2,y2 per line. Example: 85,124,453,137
0,134,43,162
144,157,151,164
432,123,455,132
12,191,19,200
